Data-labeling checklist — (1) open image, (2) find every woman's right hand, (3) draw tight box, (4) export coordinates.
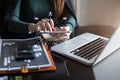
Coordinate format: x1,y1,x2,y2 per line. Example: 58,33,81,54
37,18,56,32
28,18,56,33
28,23,38,32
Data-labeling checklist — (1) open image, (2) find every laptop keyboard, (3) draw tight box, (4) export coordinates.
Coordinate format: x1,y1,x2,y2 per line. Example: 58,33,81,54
70,38,108,60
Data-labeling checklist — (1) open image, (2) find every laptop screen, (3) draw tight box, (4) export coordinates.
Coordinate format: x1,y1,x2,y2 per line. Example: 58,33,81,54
94,25,120,65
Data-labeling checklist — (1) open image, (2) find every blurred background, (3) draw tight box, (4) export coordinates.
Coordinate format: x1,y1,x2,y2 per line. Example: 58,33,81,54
73,0,120,28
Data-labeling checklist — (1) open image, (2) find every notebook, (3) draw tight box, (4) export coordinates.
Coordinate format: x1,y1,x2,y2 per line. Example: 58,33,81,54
51,25,120,66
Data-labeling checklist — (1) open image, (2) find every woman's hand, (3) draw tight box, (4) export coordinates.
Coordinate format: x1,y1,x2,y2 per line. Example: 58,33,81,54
28,18,56,32
28,18,71,41
50,26,71,41
28,23,38,32
37,18,56,31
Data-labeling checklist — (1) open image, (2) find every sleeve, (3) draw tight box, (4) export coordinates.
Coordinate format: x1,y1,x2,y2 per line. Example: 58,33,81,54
7,0,30,33
63,12,76,32
61,5,77,32
59,1,77,33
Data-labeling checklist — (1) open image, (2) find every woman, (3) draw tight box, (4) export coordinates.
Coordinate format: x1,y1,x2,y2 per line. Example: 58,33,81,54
1,0,77,40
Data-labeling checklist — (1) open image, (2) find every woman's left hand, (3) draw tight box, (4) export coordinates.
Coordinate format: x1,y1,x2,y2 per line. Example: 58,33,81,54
50,26,71,41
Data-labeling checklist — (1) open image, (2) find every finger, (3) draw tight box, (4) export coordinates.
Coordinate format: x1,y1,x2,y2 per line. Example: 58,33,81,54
45,18,49,22
49,19,56,31
45,22,52,31
29,23,36,32
37,21,44,31
60,27,70,31
41,19,47,23
41,19,50,31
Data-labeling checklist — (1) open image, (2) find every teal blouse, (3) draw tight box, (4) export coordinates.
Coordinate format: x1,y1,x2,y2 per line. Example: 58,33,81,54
7,0,76,36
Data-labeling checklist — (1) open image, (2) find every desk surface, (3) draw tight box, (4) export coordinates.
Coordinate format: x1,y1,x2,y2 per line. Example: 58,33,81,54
52,53,95,80
52,47,120,80
1,42,120,80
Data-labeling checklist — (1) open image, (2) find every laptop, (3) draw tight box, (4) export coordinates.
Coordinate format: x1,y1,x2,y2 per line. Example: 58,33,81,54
51,25,120,66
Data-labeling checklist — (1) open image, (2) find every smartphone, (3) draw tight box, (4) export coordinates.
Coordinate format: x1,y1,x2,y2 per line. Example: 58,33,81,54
39,31,71,34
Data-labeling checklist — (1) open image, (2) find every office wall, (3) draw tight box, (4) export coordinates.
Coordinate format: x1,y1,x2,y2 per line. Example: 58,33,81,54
74,0,120,27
